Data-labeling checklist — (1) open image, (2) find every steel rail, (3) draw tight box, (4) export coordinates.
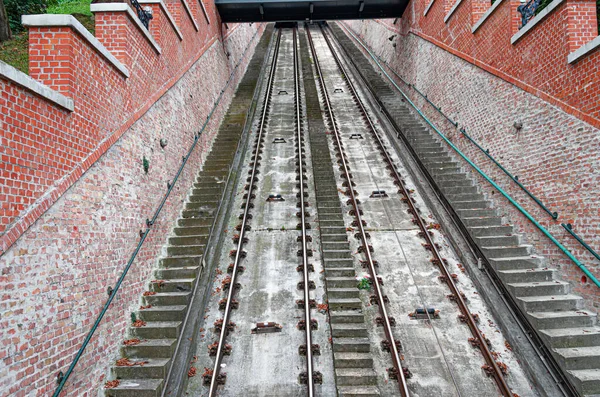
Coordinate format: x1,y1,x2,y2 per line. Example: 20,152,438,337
207,28,282,396
305,25,410,397
337,22,600,290
321,24,513,396
52,26,264,397
293,27,316,397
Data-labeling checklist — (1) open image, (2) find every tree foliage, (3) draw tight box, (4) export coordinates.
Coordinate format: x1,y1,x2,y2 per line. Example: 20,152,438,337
4,0,58,33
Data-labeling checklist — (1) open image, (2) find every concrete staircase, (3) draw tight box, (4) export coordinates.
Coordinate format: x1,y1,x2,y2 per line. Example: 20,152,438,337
330,23,600,397
300,30,380,397
103,26,274,397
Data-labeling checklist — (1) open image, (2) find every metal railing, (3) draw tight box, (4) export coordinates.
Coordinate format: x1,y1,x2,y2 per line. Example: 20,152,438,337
131,0,153,29
517,0,542,28
53,26,263,397
338,22,600,289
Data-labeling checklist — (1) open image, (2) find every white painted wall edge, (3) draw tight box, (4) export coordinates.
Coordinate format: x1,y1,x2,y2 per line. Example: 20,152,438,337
511,0,565,45
424,0,435,16
91,3,162,54
0,61,75,111
181,0,200,31
444,0,464,23
472,0,504,33
568,35,600,63
139,0,184,40
21,14,130,78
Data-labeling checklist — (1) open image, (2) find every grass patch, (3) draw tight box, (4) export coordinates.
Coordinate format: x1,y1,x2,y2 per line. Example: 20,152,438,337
47,0,92,17
0,32,29,74
0,0,94,75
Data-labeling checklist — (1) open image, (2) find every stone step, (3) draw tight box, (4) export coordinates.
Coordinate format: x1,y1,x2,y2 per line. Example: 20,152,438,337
528,311,597,330
149,278,194,293
159,255,202,268
540,327,600,348
482,245,532,258
185,201,218,211
518,294,583,313
326,267,356,277
172,226,210,236
446,192,483,202
322,242,351,251
328,288,360,299
142,292,191,306
155,266,199,280
468,225,514,237
337,386,380,396
177,218,213,227
130,321,182,339
104,378,163,397
507,281,570,297
442,185,478,195
320,213,345,221
476,235,520,247
497,268,555,283
320,220,346,227
335,368,378,386
323,250,353,259
334,352,374,368
327,277,358,288
333,338,372,353
451,200,490,210
166,245,205,256
121,338,176,359
320,234,348,242
568,369,600,395
329,310,365,323
462,216,503,227
168,235,209,246
555,346,600,370
112,358,170,379
181,208,216,219
137,305,187,322
320,227,348,235
324,258,355,268
329,298,363,311
456,208,497,218
488,255,544,271
331,323,368,337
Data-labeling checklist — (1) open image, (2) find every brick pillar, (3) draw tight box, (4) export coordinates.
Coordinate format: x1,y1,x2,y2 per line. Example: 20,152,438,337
509,0,522,35
471,0,490,25
28,27,74,97
566,0,598,52
141,2,162,44
93,9,132,67
164,0,182,27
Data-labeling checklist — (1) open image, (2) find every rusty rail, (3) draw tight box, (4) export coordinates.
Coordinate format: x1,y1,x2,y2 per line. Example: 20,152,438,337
207,28,282,396
320,24,513,397
306,25,410,397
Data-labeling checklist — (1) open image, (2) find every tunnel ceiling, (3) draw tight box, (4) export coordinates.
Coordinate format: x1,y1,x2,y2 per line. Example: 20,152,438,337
215,0,409,23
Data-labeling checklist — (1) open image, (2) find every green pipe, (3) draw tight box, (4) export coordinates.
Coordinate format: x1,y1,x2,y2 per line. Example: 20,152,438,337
340,23,600,289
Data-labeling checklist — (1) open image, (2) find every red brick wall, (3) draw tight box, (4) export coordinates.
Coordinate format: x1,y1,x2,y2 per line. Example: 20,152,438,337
0,1,258,252
342,6,600,309
0,2,265,395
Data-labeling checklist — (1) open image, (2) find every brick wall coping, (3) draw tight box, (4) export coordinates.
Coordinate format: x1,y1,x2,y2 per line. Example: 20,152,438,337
511,0,565,44
568,34,600,63
139,0,183,40
424,0,435,16
0,60,74,110
21,14,131,77
472,0,504,33
90,3,162,54
444,0,464,23
181,0,200,31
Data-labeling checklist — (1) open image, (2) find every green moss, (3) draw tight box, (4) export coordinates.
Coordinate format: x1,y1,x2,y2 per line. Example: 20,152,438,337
46,0,92,17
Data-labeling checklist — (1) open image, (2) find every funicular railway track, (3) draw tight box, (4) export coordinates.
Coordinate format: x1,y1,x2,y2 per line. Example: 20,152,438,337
196,24,529,397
